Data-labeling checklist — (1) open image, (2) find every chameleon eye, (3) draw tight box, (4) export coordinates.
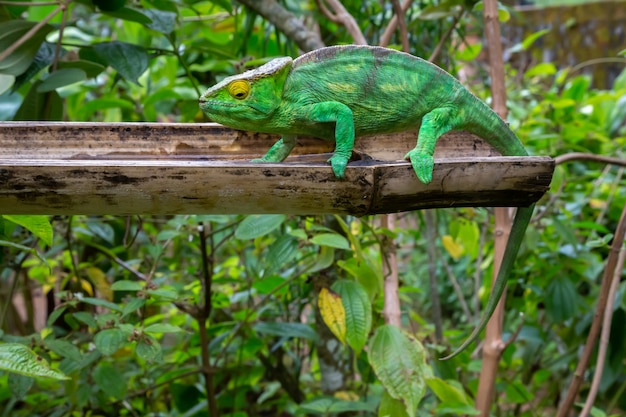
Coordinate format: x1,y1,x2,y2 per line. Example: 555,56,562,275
228,80,250,100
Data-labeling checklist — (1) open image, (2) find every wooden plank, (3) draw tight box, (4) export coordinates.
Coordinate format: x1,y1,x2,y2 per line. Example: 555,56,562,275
0,122,554,215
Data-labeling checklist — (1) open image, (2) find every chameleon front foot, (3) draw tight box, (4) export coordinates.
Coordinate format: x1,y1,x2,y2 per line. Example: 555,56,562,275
405,149,434,184
327,154,349,179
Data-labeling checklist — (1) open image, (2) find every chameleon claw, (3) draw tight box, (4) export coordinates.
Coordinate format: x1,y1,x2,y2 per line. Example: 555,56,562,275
405,150,434,184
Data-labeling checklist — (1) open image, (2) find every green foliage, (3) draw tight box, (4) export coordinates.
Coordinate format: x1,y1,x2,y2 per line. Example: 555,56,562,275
1,1,626,416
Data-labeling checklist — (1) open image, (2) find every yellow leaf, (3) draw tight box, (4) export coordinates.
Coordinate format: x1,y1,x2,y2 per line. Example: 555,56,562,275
334,390,359,401
442,235,463,260
318,287,347,344
85,267,112,300
589,198,606,209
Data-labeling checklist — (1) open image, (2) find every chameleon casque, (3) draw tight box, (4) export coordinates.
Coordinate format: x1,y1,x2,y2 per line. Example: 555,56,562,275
199,45,533,360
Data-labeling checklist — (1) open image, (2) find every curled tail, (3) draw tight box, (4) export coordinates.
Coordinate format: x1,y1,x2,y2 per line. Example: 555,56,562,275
441,204,534,360
440,91,532,360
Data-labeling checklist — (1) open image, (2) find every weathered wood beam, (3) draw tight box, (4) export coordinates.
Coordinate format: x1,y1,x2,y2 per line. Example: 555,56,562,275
0,122,554,215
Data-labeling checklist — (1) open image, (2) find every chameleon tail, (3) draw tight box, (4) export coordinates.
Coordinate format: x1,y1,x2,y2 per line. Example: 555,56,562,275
458,91,528,158
440,204,534,361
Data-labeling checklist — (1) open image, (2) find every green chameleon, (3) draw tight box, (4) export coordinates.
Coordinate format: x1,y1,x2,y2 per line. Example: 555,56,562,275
199,45,533,360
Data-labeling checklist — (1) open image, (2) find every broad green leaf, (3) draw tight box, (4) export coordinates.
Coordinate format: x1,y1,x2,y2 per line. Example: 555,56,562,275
235,214,286,240
508,29,551,54
253,321,318,341
45,338,82,362
455,43,482,61
0,343,69,380
135,334,162,362
546,276,578,322
310,232,351,250
93,362,127,399
308,245,335,273
337,258,382,300
0,73,14,95
13,80,63,120
298,396,372,414
37,68,87,92
379,390,410,417
368,325,431,417
111,280,144,291
80,296,122,312
93,41,149,84
505,381,534,403
318,288,347,344
76,97,135,121
426,377,472,405
13,41,57,90
92,0,127,12
122,297,146,317
144,323,185,333
57,59,106,78
3,215,53,246
332,280,371,355
525,62,557,78
266,235,298,274
142,8,177,34
0,21,54,76
8,373,34,400
94,328,126,356
102,7,153,24
72,311,98,328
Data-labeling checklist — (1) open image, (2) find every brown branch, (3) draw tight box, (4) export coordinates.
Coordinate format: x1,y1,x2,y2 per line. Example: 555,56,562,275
580,247,625,417
424,210,443,341
476,0,510,414
428,9,465,63
315,0,367,45
380,0,413,47
555,152,626,167
381,214,401,326
556,202,626,417
197,222,218,417
236,0,325,52
0,4,65,64
389,0,409,52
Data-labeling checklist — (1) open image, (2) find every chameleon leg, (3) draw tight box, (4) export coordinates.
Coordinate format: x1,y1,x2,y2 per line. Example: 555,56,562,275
405,107,456,184
252,134,297,163
297,102,355,178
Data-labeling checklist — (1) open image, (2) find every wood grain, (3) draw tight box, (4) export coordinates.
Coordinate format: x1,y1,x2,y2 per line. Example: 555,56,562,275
0,122,554,215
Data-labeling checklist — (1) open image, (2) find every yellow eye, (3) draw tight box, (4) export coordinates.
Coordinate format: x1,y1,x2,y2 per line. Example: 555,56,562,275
228,80,250,100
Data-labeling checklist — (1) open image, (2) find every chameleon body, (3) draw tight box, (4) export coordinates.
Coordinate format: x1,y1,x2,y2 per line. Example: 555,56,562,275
199,45,532,359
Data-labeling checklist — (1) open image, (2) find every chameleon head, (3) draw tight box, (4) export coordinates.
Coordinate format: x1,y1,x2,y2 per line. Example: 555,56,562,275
199,57,293,130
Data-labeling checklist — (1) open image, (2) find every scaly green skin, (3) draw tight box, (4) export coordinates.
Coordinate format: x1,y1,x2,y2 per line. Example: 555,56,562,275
199,45,533,359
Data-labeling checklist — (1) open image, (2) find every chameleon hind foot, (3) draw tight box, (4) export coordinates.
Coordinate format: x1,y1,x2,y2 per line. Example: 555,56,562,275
405,149,434,184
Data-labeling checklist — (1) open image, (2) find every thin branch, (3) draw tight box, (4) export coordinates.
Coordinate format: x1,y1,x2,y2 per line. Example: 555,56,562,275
315,0,367,45
389,0,409,52
381,214,401,326
428,9,465,63
197,222,218,417
424,210,443,341
237,0,325,52
476,0,510,414
441,256,472,323
580,246,625,417
556,202,626,417
555,152,626,167
380,0,413,47
0,4,65,64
